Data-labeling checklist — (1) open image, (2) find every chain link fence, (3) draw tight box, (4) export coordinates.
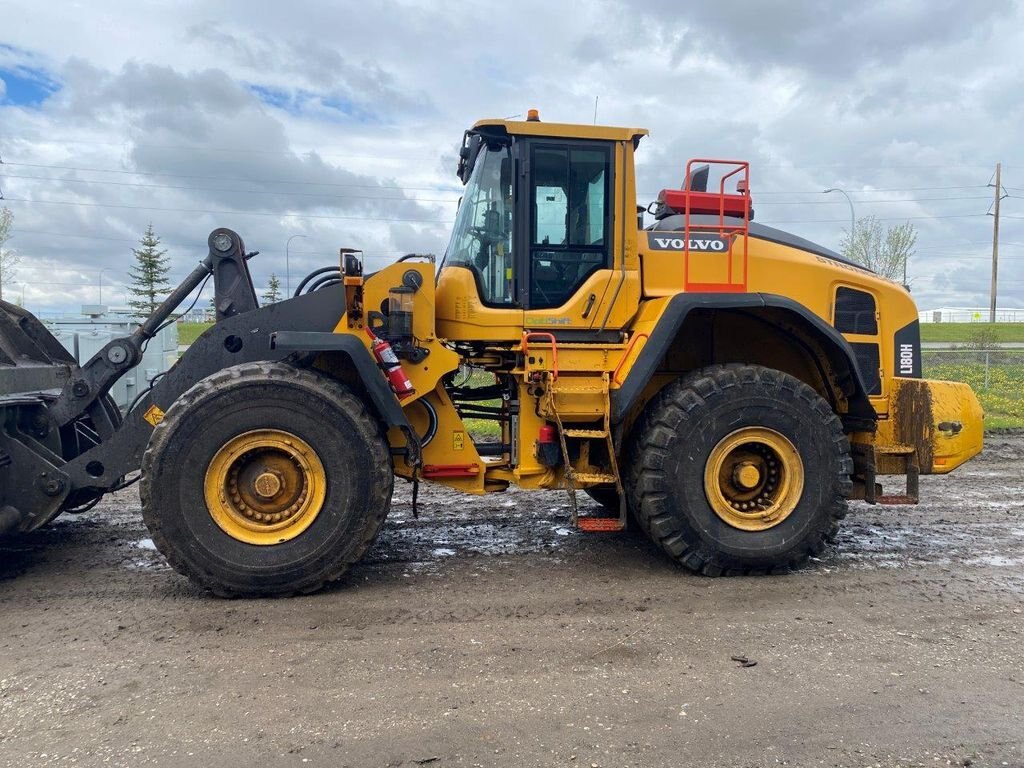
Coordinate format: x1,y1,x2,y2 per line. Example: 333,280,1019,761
923,348,1024,425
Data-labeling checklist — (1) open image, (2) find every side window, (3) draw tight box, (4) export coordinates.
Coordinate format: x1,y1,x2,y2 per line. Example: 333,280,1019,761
529,144,610,309
834,287,882,395
834,287,877,335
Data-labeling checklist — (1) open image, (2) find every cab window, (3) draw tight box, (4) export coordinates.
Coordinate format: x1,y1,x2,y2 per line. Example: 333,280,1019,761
529,144,611,309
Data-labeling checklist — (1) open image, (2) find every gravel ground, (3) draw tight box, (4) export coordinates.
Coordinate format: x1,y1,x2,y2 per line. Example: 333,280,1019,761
1,437,1022,768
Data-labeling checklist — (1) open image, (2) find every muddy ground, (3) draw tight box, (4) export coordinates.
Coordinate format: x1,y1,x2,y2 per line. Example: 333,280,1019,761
1,438,1023,768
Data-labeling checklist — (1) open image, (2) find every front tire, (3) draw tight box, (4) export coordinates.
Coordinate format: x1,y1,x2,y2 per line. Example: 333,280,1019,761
141,362,393,597
627,364,852,575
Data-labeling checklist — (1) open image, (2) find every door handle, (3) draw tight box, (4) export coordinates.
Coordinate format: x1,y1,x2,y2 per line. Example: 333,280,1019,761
582,293,597,319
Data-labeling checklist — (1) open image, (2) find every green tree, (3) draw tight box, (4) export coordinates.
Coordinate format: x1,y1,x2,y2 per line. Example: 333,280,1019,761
840,216,917,283
262,272,282,304
0,207,20,302
127,224,171,318
962,326,999,350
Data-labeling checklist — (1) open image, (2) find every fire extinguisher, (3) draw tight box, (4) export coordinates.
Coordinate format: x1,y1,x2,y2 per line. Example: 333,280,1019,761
365,327,415,399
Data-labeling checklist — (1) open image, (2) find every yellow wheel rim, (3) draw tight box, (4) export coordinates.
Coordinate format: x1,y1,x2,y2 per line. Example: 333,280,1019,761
204,429,327,546
703,427,804,532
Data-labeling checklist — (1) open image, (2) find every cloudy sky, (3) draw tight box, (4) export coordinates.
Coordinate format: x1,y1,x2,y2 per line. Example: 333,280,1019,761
1,0,1022,315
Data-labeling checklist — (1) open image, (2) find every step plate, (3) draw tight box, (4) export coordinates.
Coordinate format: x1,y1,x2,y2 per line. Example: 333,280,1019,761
562,429,607,439
577,517,626,533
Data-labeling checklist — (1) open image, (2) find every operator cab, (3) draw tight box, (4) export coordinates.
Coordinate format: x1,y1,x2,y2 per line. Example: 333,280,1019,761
436,115,647,341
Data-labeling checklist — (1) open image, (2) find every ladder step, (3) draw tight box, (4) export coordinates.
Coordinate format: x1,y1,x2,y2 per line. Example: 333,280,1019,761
578,516,626,533
562,429,608,439
571,472,618,484
552,384,608,394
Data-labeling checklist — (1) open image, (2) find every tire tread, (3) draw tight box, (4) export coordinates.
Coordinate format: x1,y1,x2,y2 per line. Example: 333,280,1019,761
140,362,392,597
625,364,853,576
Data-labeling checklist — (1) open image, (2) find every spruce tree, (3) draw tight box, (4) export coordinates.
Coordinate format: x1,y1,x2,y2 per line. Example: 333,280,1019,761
262,273,282,304
127,224,171,318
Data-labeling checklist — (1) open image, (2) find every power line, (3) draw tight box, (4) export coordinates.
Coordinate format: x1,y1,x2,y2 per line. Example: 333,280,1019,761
0,172,461,203
748,195,991,206
3,172,991,208
15,227,1020,263
916,241,1024,250
766,213,986,224
0,196,454,224
8,137,998,171
3,162,993,198
637,184,990,198
0,136,437,163
7,227,417,257
0,162,463,194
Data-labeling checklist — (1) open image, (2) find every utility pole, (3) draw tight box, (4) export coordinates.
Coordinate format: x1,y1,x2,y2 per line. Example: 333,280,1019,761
989,162,1002,323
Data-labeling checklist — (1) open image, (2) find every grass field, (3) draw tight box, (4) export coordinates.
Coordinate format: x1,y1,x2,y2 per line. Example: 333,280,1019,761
924,353,1024,430
177,321,212,345
919,322,1024,343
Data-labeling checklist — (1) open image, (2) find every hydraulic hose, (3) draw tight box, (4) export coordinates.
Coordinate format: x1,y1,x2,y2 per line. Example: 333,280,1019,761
132,255,213,344
293,267,341,298
304,275,343,294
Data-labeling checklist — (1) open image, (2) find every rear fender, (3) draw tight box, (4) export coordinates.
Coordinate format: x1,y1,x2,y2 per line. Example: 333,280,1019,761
611,292,876,430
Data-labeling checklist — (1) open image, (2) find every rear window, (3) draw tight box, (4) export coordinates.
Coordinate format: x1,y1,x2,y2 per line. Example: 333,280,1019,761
834,287,877,335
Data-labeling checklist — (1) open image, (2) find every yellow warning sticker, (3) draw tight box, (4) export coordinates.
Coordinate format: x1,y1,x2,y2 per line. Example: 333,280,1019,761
143,404,165,427
453,431,465,450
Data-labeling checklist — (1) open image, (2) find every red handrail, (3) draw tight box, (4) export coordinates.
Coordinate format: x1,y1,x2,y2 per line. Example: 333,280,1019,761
522,332,558,380
682,158,751,293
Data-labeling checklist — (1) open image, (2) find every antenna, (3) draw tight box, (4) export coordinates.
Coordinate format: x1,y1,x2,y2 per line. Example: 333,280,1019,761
593,96,599,125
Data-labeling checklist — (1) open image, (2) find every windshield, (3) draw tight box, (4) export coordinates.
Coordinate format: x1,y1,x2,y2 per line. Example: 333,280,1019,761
440,142,514,305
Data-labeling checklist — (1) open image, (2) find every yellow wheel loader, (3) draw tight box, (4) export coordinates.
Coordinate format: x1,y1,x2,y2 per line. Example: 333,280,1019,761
0,114,983,596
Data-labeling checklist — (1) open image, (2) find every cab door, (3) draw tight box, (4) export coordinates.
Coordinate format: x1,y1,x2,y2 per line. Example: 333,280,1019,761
520,140,635,334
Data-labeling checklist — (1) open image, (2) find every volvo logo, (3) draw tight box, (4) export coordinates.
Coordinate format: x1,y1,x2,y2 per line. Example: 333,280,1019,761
647,234,729,252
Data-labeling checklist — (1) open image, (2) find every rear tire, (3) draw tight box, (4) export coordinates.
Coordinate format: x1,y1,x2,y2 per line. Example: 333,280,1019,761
141,362,393,597
627,364,852,575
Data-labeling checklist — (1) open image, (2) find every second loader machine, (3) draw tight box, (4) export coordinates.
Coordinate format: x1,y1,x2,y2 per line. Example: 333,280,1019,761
0,112,984,596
